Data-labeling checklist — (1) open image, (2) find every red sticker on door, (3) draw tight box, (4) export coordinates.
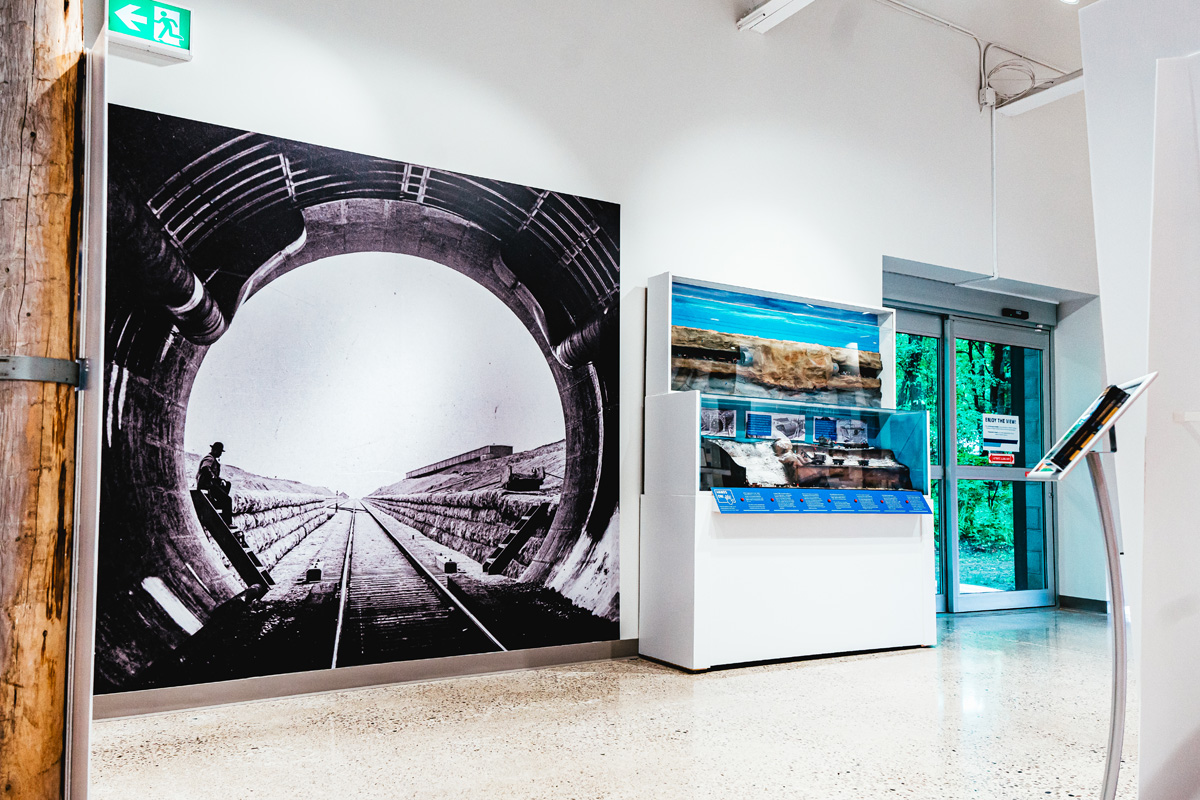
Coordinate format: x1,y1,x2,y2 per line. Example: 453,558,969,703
988,452,1016,465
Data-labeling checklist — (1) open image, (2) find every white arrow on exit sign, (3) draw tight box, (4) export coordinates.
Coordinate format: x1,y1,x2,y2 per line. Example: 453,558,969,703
114,4,148,31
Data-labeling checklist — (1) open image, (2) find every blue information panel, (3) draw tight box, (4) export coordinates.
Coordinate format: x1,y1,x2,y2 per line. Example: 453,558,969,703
745,412,773,439
711,487,931,515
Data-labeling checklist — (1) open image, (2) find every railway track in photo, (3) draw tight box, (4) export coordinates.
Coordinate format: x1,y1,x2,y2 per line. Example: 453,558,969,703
331,503,505,668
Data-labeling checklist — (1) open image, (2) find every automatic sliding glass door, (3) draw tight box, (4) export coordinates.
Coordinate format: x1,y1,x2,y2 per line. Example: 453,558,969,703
950,319,1052,611
895,311,1054,613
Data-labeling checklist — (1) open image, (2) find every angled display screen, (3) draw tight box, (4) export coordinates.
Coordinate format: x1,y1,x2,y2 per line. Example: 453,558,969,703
1026,373,1157,482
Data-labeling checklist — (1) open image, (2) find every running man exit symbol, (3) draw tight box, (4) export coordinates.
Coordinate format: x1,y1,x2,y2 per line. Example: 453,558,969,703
154,7,184,46
109,1,193,61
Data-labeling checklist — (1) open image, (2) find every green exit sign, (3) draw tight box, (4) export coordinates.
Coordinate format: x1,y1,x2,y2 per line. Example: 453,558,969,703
109,1,193,61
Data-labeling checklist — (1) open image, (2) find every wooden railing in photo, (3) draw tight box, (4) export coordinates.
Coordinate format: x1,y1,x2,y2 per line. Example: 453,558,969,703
190,490,275,589
482,501,554,576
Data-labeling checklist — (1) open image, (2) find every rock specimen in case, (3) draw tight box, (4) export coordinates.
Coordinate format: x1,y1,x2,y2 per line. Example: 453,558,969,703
700,437,912,491
782,443,912,490
671,326,883,407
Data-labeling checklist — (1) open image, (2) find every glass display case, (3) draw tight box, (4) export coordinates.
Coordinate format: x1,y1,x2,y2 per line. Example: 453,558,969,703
640,274,937,671
698,394,930,495
670,280,892,408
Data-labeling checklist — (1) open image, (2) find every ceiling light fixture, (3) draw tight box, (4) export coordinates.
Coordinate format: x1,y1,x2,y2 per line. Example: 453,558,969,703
736,0,819,34
996,69,1085,115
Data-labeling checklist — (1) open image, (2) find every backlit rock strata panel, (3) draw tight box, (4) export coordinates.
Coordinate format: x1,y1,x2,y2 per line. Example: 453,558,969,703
671,326,883,407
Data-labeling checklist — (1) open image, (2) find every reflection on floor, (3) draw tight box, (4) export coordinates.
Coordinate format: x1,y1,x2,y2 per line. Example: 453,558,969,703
91,609,1138,799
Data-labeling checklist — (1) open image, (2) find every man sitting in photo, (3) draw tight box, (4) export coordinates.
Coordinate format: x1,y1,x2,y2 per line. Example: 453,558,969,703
197,441,235,529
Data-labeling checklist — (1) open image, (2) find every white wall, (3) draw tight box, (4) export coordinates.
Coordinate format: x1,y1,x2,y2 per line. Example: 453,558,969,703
104,0,1100,640
997,93,1099,295
1053,298,1107,603
1141,53,1200,800
1002,90,1107,606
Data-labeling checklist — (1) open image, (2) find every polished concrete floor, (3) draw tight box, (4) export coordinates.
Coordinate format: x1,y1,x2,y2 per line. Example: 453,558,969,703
91,609,1137,799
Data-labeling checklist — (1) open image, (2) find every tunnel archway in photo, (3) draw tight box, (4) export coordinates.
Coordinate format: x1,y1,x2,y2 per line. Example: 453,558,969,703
98,105,620,692
183,252,569,506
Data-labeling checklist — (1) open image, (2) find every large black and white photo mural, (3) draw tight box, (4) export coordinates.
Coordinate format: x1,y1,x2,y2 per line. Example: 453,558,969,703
97,106,620,692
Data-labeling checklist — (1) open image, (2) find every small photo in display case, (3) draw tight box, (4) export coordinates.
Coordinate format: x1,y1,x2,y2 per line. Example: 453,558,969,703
771,413,806,441
701,408,737,438
746,412,806,442
836,419,868,444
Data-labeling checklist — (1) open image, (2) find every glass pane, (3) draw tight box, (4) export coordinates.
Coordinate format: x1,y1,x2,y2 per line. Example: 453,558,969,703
957,479,1047,593
670,281,886,408
896,333,939,465
955,339,1044,467
932,477,943,595
696,394,927,493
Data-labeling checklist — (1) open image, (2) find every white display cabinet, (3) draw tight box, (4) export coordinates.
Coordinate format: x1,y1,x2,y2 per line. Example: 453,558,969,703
639,273,936,671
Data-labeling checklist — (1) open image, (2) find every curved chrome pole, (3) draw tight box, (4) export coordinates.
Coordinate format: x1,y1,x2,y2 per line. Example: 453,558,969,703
1087,451,1126,800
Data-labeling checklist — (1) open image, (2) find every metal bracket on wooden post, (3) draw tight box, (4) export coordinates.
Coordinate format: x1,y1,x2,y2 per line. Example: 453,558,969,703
0,355,88,389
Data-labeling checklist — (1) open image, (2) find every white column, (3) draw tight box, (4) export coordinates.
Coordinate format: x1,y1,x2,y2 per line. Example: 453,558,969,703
1079,0,1200,656
1140,51,1200,800
1080,6,1200,796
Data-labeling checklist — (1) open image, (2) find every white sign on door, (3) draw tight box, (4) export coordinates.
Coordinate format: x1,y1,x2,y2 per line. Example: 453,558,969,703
981,413,1020,452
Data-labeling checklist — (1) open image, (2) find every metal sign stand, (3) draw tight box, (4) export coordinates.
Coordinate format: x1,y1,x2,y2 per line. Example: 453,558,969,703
1086,448,1126,800
1027,374,1157,800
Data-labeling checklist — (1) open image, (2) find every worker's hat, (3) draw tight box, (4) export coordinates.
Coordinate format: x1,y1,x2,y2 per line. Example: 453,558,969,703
211,441,225,451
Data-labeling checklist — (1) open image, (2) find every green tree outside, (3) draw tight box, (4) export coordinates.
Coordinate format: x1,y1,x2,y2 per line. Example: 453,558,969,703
896,334,1026,590
954,339,1016,555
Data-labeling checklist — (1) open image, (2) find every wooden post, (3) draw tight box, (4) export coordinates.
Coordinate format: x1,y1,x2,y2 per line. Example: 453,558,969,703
0,1,85,798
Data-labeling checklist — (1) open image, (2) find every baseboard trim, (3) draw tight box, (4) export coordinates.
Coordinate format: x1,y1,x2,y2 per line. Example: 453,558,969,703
1059,595,1108,614
94,638,638,720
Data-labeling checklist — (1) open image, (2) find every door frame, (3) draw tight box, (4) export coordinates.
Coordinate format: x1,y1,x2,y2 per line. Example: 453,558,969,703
893,308,1056,613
